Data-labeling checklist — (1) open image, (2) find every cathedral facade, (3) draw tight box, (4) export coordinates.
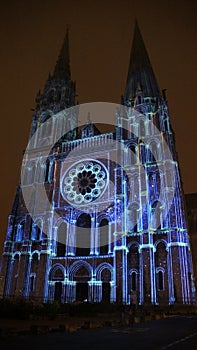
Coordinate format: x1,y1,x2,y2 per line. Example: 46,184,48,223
0,23,195,305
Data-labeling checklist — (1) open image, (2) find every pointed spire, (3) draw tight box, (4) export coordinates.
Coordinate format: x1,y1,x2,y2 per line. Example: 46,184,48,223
53,27,71,80
125,20,160,101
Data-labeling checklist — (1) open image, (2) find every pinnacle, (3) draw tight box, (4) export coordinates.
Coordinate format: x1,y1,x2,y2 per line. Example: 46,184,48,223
125,21,160,100
53,28,71,80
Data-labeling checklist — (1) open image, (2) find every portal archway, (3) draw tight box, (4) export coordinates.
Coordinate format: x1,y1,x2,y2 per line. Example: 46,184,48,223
73,264,91,301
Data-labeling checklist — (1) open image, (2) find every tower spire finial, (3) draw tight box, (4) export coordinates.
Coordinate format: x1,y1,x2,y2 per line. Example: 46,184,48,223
53,27,71,80
124,21,160,101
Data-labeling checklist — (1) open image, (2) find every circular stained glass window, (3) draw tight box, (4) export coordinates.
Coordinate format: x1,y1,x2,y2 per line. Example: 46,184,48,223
61,160,108,205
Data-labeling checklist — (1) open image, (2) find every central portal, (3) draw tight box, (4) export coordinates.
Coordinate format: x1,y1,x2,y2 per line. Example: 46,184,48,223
76,282,88,301
73,264,91,302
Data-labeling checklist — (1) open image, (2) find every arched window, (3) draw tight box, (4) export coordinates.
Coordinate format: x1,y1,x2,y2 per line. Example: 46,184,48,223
140,119,145,136
32,222,41,241
29,254,39,295
148,170,161,197
49,267,64,302
44,159,54,183
30,275,35,292
99,219,109,255
128,204,139,233
16,221,25,241
157,270,164,291
149,141,158,163
49,266,64,281
151,201,162,229
56,222,67,257
155,242,167,294
76,214,91,256
131,271,137,291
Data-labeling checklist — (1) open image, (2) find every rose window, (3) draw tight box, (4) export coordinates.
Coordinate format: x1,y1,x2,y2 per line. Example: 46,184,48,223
61,160,108,205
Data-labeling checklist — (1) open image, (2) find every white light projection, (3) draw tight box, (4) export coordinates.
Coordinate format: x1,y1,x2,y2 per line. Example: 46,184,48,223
21,102,176,250
61,159,108,205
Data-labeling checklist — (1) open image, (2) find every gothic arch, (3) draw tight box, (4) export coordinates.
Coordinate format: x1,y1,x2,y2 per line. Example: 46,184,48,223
30,252,39,291
127,243,140,297
48,264,65,302
32,218,43,240
97,213,111,225
154,241,168,295
129,268,138,292
15,219,25,241
127,241,140,251
127,242,140,263
95,262,114,280
147,138,161,162
156,267,165,291
96,263,113,302
13,252,21,259
69,260,92,280
154,239,167,251
126,142,137,165
31,250,40,259
49,264,65,281
154,241,167,262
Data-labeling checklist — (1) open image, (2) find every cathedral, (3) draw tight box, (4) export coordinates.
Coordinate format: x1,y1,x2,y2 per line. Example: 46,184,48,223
0,22,196,305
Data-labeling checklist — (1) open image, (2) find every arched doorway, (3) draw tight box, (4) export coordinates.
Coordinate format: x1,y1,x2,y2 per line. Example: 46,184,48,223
54,282,62,302
76,214,91,256
101,268,111,302
73,265,91,301
49,266,64,302
76,283,88,302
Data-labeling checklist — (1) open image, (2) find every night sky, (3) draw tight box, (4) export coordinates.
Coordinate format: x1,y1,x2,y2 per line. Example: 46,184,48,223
0,0,196,256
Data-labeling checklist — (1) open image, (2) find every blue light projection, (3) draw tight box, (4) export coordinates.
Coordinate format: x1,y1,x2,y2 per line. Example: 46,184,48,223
61,159,108,205
0,23,196,306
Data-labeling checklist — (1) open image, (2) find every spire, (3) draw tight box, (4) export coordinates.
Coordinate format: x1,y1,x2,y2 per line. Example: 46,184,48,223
124,20,160,101
53,27,71,80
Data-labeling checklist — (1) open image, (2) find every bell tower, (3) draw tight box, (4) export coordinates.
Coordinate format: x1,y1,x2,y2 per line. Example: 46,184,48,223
116,20,195,304
30,28,78,142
